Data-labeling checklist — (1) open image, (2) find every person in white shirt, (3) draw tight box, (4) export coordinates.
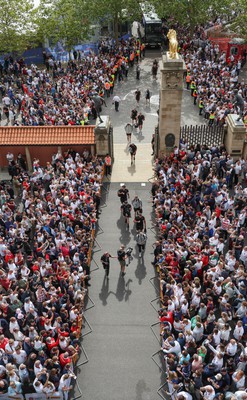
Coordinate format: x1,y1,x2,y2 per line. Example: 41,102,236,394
192,322,204,343
58,373,73,400
177,392,193,400
200,385,215,400
13,347,27,365
225,339,238,356
233,321,244,341
162,340,181,356
33,377,44,393
5,339,19,355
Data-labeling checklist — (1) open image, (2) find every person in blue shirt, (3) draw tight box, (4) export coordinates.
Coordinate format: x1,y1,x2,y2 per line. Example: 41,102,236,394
8,380,22,396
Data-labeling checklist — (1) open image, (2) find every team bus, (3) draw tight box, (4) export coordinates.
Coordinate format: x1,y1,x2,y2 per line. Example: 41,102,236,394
132,4,162,47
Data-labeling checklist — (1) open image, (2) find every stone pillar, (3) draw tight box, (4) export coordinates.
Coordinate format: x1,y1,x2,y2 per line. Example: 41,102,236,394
25,146,32,172
225,114,246,160
159,53,186,156
94,115,112,157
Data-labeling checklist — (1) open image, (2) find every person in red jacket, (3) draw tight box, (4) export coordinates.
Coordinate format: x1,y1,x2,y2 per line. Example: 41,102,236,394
46,337,59,352
59,352,72,369
159,310,174,325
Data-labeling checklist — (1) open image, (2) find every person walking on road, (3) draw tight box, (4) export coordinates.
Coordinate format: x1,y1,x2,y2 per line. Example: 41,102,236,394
132,195,143,216
136,63,140,80
121,200,132,229
125,123,133,143
117,184,129,204
100,252,116,278
136,229,147,258
117,245,127,276
152,59,158,79
145,89,151,105
133,212,146,232
112,95,121,111
129,143,137,165
137,113,145,134
131,108,138,125
135,89,141,106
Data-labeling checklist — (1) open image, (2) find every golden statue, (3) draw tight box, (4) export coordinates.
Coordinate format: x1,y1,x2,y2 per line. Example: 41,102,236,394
167,29,178,59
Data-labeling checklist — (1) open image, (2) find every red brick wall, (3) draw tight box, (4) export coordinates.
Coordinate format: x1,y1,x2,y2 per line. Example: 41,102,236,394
0,145,94,169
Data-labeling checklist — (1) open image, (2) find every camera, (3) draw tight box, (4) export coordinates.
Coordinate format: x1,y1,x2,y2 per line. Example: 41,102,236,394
126,247,133,257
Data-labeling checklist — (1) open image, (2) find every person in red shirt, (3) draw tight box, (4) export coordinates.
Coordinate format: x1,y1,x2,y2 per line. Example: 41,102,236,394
0,335,8,350
46,337,59,352
159,310,174,325
59,352,72,368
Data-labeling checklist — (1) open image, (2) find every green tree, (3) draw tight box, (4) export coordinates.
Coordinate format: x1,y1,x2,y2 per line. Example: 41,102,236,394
37,0,92,53
86,0,142,42
0,0,37,53
149,0,232,33
229,0,247,40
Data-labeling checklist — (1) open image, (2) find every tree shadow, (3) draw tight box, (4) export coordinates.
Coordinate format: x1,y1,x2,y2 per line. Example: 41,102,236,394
98,275,111,306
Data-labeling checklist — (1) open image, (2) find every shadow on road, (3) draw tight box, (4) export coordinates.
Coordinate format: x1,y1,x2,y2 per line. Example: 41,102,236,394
99,275,111,306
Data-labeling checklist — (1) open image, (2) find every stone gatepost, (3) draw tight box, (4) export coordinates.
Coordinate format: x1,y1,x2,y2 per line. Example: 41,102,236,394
159,53,186,156
94,115,113,158
225,114,246,160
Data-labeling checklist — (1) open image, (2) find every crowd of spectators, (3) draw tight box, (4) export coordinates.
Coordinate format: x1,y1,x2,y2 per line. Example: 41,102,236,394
153,142,247,400
0,38,144,127
0,147,104,398
178,24,247,126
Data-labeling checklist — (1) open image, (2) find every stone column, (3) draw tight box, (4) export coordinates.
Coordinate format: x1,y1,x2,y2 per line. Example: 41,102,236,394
159,53,186,156
225,114,246,160
94,115,111,156
25,146,32,172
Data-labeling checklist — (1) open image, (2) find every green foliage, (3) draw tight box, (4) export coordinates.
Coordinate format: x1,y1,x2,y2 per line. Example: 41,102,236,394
86,0,142,41
37,0,93,51
149,0,233,32
229,0,247,40
0,0,37,53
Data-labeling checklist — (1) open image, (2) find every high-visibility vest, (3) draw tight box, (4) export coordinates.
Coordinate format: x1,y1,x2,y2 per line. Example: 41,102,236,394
209,113,215,119
199,101,204,108
186,75,191,83
109,80,114,87
105,82,110,90
190,81,196,89
130,53,134,61
193,90,197,97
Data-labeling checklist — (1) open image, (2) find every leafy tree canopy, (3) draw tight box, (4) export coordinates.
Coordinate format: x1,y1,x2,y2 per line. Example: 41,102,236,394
149,0,233,32
37,0,93,51
0,0,37,53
